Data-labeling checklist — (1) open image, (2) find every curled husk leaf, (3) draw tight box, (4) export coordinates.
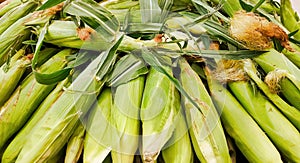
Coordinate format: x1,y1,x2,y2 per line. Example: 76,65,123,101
230,10,293,51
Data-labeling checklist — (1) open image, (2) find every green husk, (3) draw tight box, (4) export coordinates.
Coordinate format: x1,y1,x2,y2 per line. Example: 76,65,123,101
43,20,112,51
0,0,23,16
280,0,300,40
0,47,58,107
84,88,113,163
255,49,298,74
100,0,139,10
279,78,300,109
111,76,145,163
229,80,300,162
209,0,243,17
0,10,42,66
162,108,193,163
16,35,123,163
254,49,300,110
33,48,61,67
2,79,71,163
0,0,37,34
243,59,300,131
281,42,300,68
41,18,203,52
42,20,174,52
0,49,29,107
64,120,85,163
242,0,280,13
0,49,72,150
0,33,29,66
63,0,119,42
164,16,207,35
206,68,283,163
141,66,180,162
178,58,231,163
32,115,81,163
107,54,148,87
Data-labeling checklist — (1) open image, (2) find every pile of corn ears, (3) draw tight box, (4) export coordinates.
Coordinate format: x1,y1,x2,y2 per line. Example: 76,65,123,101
0,0,300,162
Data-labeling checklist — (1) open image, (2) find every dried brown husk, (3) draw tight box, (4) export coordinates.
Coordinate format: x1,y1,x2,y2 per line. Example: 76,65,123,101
230,10,293,51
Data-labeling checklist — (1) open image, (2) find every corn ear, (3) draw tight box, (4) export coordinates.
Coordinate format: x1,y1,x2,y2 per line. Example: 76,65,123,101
43,20,187,52
43,20,153,52
111,76,144,163
179,58,231,163
280,0,300,40
84,88,113,163
16,65,102,162
15,107,81,163
38,115,81,163
0,47,58,107
229,80,300,162
254,49,300,77
65,119,85,163
16,35,123,163
141,66,180,162
1,79,71,163
0,49,29,106
0,49,71,150
161,109,193,163
206,69,283,163
0,0,22,16
43,20,111,51
243,59,300,130
0,12,32,66
0,0,37,34
281,42,300,68
254,49,300,110
0,6,59,63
